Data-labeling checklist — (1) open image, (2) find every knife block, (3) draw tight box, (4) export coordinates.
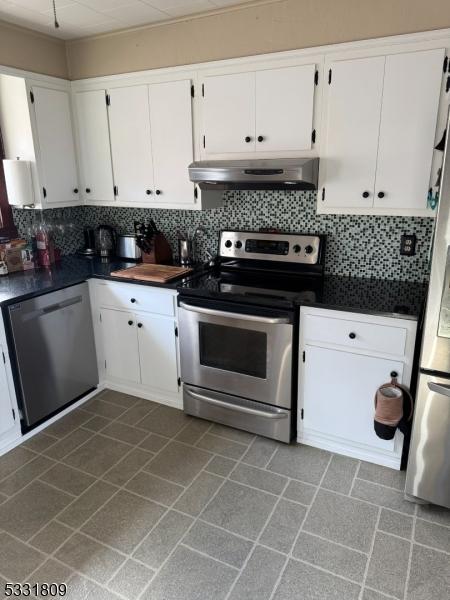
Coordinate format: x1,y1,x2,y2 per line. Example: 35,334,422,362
142,232,173,265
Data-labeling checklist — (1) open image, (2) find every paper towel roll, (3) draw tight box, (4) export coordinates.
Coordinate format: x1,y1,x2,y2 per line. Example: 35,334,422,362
3,159,35,207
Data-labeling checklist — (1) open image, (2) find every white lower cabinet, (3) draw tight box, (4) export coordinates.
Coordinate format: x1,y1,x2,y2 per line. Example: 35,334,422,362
0,343,16,437
137,313,179,394
101,309,141,385
298,307,417,469
93,281,181,406
0,316,21,455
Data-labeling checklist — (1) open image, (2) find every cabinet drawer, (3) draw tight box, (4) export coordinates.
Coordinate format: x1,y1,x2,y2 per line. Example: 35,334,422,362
302,314,407,356
96,282,175,316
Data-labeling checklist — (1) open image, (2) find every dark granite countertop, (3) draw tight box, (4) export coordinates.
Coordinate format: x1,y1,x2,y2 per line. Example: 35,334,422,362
177,269,427,320
304,275,428,320
0,256,427,320
0,255,197,308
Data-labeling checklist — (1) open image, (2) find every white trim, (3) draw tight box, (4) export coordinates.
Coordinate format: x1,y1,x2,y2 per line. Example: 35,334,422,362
102,380,182,410
0,379,182,458
315,207,436,217
0,384,103,457
82,200,202,211
65,0,279,45
70,27,450,86
0,314,21,454
298,430,402,470
0,63,69,88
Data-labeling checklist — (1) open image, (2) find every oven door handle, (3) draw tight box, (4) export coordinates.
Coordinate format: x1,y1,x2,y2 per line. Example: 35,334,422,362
179,302,291,325
184,387,289,419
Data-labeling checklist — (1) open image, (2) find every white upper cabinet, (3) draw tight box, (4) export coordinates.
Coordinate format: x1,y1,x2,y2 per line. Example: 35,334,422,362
108,85,153,204
255,64,316,152
148,79,194,207
320,46,445,215
203,71,255,154
374,49,444,211
86,78,197,208
75,89,114,203
31,86,79,205
320,56,385,209
0,75,80,209
68,32,448,212
201,63,317,157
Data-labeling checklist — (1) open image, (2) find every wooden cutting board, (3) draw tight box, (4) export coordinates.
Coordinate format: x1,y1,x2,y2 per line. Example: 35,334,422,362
111,264,193,283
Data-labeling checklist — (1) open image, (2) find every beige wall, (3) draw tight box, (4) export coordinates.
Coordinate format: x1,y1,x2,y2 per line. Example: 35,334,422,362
66,0,450,80
0,21,68,79
2,0,450,81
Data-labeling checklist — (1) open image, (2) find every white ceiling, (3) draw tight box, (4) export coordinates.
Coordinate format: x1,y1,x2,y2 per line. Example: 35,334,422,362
0,0,255,40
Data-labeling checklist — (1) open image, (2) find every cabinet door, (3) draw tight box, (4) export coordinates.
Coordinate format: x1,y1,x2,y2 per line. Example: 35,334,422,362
255,64,316,152
31,86,79,205
0,344,15,437
101,309,140,384
374,48,444,210
137,314,179,393
108,85,153,204
322,56,385,208
203,71,255,154
302,345,403,452
148,79,194,205
75,90,114,203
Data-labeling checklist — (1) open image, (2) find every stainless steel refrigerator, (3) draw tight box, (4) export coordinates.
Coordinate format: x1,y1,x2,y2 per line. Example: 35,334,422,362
405,113,450,509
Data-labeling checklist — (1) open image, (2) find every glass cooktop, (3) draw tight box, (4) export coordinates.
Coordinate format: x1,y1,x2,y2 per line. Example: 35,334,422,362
178,266,324,309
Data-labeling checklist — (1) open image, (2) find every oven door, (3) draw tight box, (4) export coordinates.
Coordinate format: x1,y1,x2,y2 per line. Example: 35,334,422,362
178,299,293,409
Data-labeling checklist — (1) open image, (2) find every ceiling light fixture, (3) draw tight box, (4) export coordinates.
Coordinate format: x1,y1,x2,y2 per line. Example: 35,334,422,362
52,0,59,29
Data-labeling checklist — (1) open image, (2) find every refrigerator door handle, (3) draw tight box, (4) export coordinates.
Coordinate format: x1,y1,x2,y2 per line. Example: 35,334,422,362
427,381,450,397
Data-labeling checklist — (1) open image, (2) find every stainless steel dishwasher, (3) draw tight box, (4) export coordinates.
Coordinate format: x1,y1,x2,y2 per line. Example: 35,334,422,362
8,282,99,428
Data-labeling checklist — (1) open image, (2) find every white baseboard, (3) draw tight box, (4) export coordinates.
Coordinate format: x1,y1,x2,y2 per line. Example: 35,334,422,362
0,385,105,458
103,379,183,410
0,426,22,457
297,433,402,470
0,380,184,458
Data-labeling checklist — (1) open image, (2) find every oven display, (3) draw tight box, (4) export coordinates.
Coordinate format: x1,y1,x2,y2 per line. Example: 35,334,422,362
245,239,289,255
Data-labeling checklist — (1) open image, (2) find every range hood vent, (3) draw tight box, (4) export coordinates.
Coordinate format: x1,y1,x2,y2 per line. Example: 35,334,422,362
189,158,319,191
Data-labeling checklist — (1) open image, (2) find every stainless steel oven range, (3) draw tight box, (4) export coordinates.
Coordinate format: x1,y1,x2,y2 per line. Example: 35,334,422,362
177,230,325,443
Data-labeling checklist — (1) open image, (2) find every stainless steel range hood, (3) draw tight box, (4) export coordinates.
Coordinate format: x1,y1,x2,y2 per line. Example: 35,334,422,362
189,158,319,191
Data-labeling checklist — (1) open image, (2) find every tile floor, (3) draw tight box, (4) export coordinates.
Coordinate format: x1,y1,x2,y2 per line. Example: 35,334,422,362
0,389,449,600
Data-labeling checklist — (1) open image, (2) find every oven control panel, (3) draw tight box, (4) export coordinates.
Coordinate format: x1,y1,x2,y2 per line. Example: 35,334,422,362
219,231,322,264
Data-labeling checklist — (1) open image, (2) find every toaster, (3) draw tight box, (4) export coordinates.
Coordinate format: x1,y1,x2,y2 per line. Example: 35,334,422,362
117,235,142,261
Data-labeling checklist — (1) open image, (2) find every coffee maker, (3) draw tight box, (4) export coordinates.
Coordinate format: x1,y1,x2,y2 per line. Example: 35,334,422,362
78,227,96,256
96,225,117,258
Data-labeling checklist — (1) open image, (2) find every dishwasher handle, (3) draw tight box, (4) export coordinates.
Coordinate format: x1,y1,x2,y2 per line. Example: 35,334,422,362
42,295,83,315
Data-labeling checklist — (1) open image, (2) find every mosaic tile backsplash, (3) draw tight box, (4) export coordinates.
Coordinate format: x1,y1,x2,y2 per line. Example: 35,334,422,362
12,191,434,282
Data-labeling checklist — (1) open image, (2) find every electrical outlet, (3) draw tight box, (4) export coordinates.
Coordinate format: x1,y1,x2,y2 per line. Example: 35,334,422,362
400,234,417,256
